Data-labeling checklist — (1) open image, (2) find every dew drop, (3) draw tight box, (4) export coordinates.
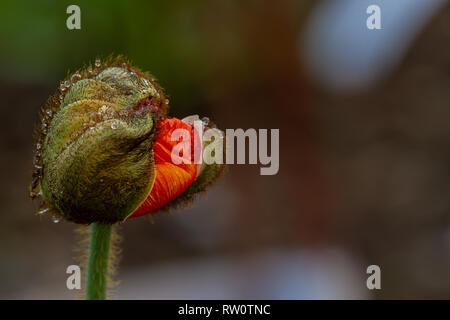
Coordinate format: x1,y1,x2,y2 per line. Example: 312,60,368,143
60,83,66,91
64,81,71,88
31,177,39,187
88,67,93,74
143,79,150,85
95,59,101,67
201,116,210,126
98,105,108,113
164,99,169,104
33,153,41,162
52,216,60,223
36,142,42,150
110,120,120,130
91,119,98,125
71,73,81,82
37,207,49,215
105,107,115,117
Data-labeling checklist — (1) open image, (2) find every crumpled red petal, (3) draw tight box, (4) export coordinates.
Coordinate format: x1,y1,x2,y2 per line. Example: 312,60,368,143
129,118,199,218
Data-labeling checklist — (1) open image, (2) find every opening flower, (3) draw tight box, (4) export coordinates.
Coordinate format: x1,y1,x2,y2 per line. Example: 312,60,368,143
130,116,219,218
30,56,224,224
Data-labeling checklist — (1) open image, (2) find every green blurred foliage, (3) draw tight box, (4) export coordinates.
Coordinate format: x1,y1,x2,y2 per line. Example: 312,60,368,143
0,0,309,114
0,0,212,108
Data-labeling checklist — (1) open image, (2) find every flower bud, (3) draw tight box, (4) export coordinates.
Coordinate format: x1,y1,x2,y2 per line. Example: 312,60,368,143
30,56,224,224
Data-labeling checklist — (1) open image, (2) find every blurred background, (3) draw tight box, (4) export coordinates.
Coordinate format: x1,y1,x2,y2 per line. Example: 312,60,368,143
1,0,450,299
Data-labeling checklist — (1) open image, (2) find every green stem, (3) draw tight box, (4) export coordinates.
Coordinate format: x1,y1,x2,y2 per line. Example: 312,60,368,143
86,222,112,300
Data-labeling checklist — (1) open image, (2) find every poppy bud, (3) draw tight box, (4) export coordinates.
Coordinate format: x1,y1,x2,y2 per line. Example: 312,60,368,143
31,56,224,224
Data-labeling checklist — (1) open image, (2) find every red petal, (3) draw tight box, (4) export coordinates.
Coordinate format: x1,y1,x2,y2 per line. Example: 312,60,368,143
129,118,198,218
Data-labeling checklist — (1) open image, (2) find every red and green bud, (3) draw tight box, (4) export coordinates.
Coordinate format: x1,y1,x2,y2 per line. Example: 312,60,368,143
30,56,224,224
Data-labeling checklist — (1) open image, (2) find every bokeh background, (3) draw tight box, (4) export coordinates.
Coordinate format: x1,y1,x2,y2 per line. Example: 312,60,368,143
1,0,450,299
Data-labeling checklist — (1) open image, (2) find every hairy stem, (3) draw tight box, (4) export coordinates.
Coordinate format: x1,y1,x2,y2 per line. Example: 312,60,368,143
86,222,112,300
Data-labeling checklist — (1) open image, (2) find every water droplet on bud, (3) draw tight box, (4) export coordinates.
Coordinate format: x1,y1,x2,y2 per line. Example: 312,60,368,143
37,207,49,215
110,120,120,130
95,59,101,67
98,105,108,113
201,117,210,126
105,107,115,117
52,216,60,223
71,73,81,82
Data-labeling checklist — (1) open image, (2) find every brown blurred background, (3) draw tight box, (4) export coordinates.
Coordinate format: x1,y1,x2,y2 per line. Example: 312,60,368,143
1,0,450,299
